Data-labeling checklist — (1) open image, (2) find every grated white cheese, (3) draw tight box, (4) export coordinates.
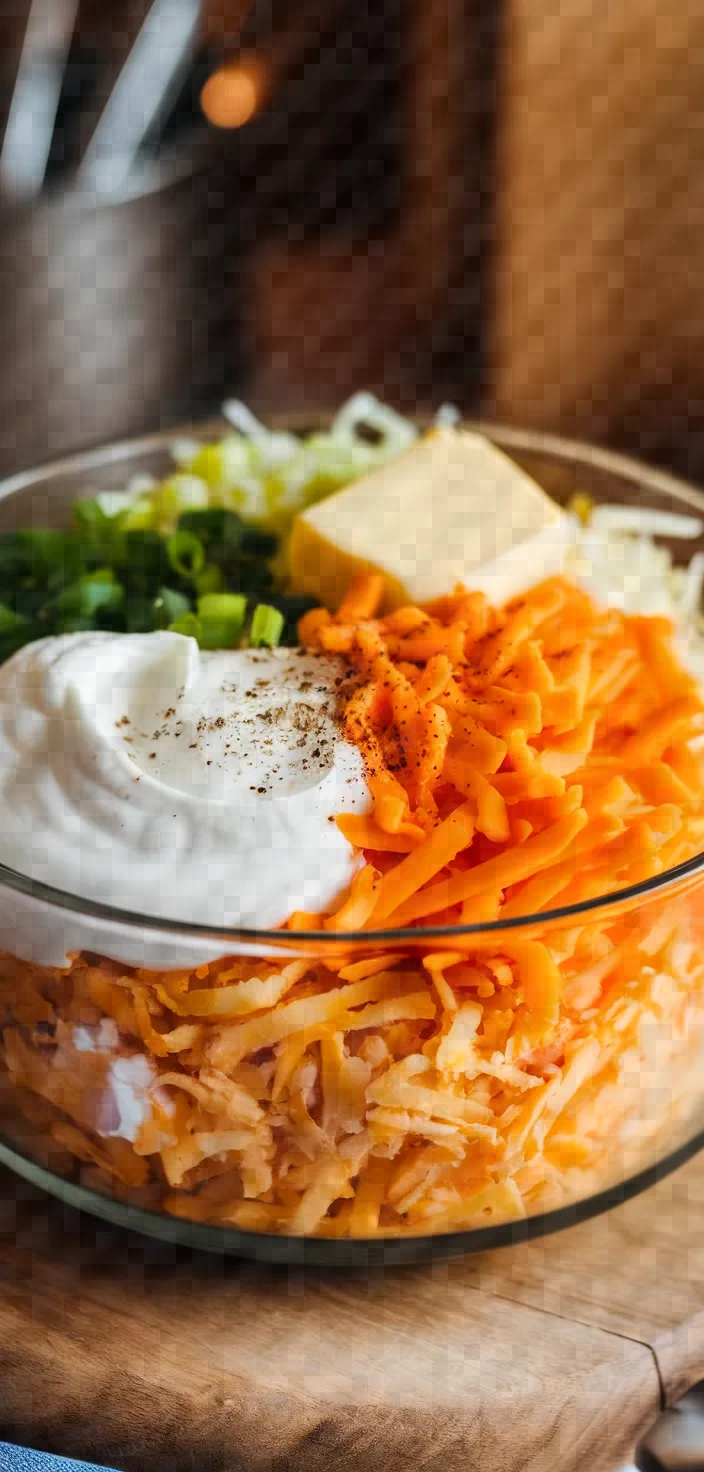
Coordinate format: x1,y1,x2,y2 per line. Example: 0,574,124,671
568,506,704,684
589,505,703,539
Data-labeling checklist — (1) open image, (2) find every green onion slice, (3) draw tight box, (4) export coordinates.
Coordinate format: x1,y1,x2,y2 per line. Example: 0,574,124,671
194,563,226,596
196,592,247,650
250,603,284,648
168,612,202,639
0,603,27,632
166,530,206,581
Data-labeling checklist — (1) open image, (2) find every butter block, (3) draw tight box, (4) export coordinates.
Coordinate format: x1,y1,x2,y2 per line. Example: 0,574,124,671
288,427,573,611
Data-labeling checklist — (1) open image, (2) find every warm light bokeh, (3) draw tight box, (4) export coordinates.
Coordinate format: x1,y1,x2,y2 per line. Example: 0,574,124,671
200,60,266,129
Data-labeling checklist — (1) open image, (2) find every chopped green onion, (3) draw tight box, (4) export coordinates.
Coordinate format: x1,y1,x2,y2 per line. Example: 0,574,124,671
250,603,284,648
178,508,243,548
196,592,247,650
72,500,126,564
0,603,27,632
188,438,255,489
197,592,247,620
124,529,170,577
166,530,206,581
72,499,111,536
153,586,191,626
76,569,123,611
16,528,75,569
0,398,420,667
240,524,278,558
271,593,318,647
214,556,274,595
135,474,209,533
168,612,201,639
194,562,226,596
167,474,210,508
0,534,27,578
125,595,156,633
49,569,124,630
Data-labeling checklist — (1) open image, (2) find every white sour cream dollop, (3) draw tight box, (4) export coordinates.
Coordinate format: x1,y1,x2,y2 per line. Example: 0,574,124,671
0,632,371,968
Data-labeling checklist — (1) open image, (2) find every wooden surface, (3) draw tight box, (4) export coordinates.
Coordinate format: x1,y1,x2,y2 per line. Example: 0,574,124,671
4,1155,704,1472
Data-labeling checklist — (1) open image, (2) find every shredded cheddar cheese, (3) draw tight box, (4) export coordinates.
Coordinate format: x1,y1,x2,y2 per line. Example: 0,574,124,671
300,572,704,937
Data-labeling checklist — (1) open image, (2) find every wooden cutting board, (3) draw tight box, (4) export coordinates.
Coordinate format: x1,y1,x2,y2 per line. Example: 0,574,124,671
2,1149,704,1472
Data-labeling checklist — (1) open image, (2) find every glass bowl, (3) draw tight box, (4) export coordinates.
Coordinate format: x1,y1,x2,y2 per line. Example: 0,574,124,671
1,420,704,1267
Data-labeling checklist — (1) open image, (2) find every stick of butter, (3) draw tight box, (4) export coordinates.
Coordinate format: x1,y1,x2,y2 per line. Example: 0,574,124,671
288,427,573,611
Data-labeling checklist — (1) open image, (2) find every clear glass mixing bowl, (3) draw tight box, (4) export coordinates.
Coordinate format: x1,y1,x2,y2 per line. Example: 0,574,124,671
1,420,704,1267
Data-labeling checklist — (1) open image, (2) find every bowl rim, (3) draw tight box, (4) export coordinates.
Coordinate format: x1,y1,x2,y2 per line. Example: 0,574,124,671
1,415,704,947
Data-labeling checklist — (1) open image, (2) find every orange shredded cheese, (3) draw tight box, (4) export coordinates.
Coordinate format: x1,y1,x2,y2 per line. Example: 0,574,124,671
299,573,704,934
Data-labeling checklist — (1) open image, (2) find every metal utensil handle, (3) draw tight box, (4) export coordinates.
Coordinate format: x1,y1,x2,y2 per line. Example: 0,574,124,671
0,0,79,202
76,0,202,197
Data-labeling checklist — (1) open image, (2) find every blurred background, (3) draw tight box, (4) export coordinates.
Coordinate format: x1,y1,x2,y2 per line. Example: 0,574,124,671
1,0,703,482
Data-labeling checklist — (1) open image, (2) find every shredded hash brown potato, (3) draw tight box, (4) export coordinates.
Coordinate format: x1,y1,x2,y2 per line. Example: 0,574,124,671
3,570,704,1237
1,910,704,1236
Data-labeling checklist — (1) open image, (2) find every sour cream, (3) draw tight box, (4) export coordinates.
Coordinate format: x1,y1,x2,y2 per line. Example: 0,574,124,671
0,632,371,968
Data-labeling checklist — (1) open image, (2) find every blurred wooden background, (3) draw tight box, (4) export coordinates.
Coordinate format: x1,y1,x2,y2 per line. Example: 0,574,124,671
209,0,704,481
488,0,704,481
225,0,497,419
3,0,704,479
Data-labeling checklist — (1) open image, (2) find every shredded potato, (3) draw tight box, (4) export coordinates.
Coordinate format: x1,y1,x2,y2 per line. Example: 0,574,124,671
3,570,704,1237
